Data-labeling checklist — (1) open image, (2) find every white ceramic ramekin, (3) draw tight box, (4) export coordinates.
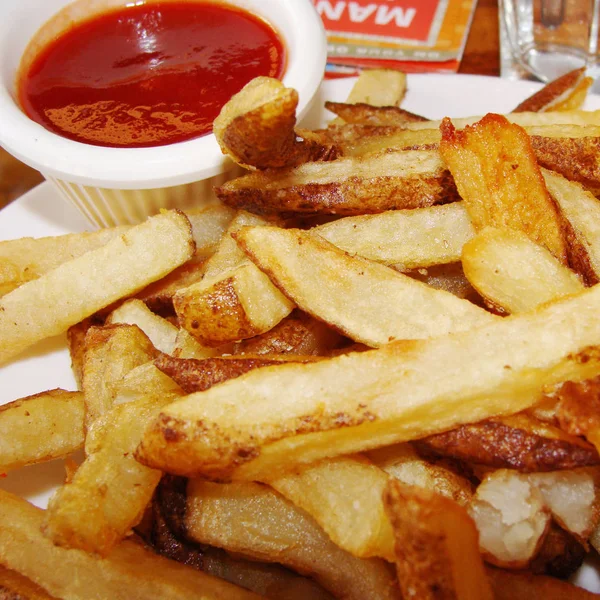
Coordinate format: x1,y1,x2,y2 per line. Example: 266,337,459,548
0,0,327,227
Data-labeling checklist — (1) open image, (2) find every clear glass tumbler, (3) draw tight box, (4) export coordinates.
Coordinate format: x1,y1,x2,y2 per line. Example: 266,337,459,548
500,0,600,82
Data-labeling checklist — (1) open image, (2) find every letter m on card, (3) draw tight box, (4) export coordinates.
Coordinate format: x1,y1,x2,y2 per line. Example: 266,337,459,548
313,0,448,44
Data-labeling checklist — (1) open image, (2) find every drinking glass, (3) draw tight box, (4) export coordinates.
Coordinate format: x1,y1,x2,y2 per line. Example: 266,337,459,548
500,0,600,82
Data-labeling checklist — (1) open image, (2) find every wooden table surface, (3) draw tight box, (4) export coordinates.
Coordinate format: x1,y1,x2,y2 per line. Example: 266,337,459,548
0,0,501,209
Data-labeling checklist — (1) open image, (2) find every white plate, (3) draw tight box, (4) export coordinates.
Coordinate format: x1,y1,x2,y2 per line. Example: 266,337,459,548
1,73,599,591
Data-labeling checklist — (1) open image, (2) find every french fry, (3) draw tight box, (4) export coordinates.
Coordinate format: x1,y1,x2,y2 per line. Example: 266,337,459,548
341,68,407,107
528,470,599,540
531,136,600,198
468,470,551,567
469,468,598,566
0,490,262,600
461,227,584,314
151,483,334,600
81,323,157,428
0,389,84,473
0,564,58,600
326,102,427,126
184,480,401,600
232,311,343,356
214,77,335,169
512,68,589,113
439,114,567,263
315,202,475,269
487,567,600,600
215,150,458,215
137,281,600,481
44,366,183,555
0,210,195,365
174,211,294,346
383,480,494,600
66,317,98,389
154,352,317,394
367,443,474,506
419,413,600,472
0,225,129,297
555,378,600,449
543,169,600,284
267,455,395,561
236,226,495,347
0,206,232,298
107,298,214,358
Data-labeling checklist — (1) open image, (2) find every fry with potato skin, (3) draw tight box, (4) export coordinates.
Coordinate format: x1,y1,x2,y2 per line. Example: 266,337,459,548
439,113,568,263
137,282,600,481
216,150,458,216
214,77,336,170
512,68,588,113
154,353,318,394
383,480,494,600
418,413,600,472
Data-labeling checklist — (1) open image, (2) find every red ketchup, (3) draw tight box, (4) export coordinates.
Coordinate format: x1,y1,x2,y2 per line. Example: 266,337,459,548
19,2,285,148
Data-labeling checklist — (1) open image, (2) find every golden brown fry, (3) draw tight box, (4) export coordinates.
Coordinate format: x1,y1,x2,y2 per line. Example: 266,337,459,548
368,443,474,507
66,317,99,389
185,480,401,600
214,77,336,170
137,282,600,481
383,480,494,600
174,211,294,346
0,490,262,600
461,227,584,315
439,113,567,262
267,455,395,561
543,169,600,284
531,136,600,197
107,299,207,357
512,68,588,113
0,565,58,600
215,150,458,215
232,311,343,356
0,210,195,365
487,567,600,600
44,366,183,556
0,389,84,473
81,323,157,428
236,226,495,347
326,101,427,125
342,68,407,107
315,202,475,269
556,378,600,449
154,353,317,394
419,413,600,472
0,226,129,297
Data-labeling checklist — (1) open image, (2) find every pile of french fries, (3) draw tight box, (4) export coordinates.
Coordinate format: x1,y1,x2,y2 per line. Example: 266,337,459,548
2,67,600,598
